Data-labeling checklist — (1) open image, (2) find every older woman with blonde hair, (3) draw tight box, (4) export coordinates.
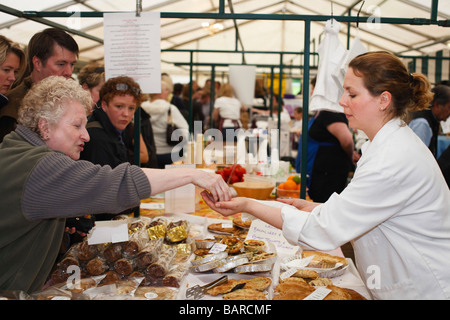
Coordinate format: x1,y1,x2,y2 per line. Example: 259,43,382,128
0,76,231,293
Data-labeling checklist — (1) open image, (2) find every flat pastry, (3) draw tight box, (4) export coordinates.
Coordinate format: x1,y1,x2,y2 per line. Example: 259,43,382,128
273,279,315,300
207,276,271,296
220,236,244,254
233,216,252,228
302,251,348,266
343,288,367,300
134,286,177,300
273,292,312,300
323,285,352,300
207,279,239,296
274,280,313,295
308,277,333,287
222,289,267,300
292,269,319,279
207,223,237,234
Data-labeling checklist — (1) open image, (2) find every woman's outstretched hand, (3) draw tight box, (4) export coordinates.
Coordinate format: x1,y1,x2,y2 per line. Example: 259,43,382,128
201,190,247,216
276,198,320,212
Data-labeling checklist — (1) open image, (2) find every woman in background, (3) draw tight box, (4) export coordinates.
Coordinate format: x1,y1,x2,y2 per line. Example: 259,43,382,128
0,35,26,141
203,51,450,299
213,83,246,141
141,80,189,169
77,62,105,112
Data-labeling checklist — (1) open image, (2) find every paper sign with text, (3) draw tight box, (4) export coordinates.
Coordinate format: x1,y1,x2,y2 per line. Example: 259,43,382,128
246,219,300,255
87,220,129,245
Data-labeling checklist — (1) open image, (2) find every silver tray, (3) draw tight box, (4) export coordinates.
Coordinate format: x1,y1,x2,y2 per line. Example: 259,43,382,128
248,252,277,265
233,263,274,274
190,251,228,266
213,257,249,273
190,259,227,272
194,239,216,249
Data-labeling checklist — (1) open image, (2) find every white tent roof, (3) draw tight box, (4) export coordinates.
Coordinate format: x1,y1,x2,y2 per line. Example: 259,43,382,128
0,0,449,82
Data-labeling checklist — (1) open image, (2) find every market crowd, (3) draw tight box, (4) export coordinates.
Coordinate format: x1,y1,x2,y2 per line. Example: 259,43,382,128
0,27,449,299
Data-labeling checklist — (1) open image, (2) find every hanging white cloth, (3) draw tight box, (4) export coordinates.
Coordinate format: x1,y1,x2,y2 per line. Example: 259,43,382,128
332,33,367,100
309,19,346,113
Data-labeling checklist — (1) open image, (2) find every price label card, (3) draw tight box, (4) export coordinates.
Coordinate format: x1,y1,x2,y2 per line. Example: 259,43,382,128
303,287,332,300
87,220,129,245
246,219,299,255
209,243,228,254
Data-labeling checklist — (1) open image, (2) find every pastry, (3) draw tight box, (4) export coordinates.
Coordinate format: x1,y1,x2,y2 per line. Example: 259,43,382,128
99,271,122,285
223,289,267,300
129,271,145,278
233,216,252,229
147,218,167,239
166,220,188,243
114,258,135,276
302,251,348,266
323,285,352,300
193,248,210,256
162,263,188,288
207,223,237,235
115,279,142,295
103,243,122,263
146,246,176,278
292,269,319,279
308,277,333,287
207,276,271,296
86,257,108,276
76,241,97,261
134,286,177,300
343,288,367,300
219,236,243,254
249,252,277,263
68,278,97,293
122,240,142,257
59,256,79,271
50,268,70,285
273,278,315,300
243,239,265,253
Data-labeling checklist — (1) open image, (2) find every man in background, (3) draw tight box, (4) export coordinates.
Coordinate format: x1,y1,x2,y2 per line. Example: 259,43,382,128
0,27,78,142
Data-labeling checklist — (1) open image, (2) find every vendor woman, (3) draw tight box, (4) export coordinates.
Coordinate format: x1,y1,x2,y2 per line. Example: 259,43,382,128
203,51,450,300
0,76,231,293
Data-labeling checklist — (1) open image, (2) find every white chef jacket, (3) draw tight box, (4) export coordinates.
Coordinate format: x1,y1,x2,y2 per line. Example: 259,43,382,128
214,96,242,128
281,118,450,300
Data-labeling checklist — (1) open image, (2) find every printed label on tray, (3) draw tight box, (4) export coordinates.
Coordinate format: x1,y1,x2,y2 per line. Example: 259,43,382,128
209,242,228,254
303,287,332,300
279,268,299,281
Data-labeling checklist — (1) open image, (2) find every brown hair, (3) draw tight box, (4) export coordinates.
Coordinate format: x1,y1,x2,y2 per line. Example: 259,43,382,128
26,28,79,74
78,62,105,89
349,51,433,120
100,76,143,105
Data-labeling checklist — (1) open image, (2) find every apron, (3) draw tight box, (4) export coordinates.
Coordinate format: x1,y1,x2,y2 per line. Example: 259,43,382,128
219,117,241,131
296,116,337,188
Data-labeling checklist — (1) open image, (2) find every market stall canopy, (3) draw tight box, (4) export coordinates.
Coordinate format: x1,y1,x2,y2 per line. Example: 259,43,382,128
0,0,449,79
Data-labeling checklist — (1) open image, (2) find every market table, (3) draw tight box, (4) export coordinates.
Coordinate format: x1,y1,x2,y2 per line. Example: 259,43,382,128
28,189,371,300
138,192,372,300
